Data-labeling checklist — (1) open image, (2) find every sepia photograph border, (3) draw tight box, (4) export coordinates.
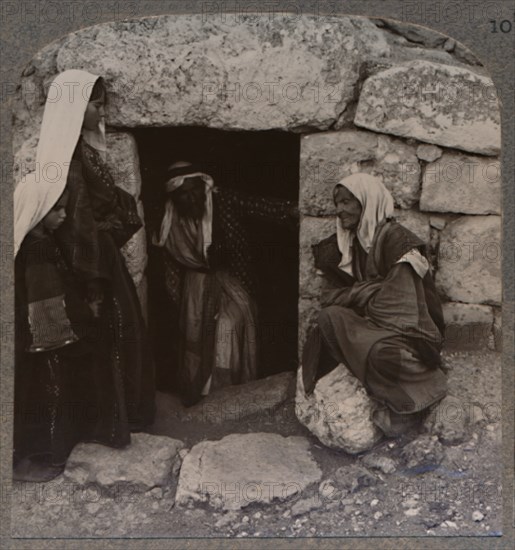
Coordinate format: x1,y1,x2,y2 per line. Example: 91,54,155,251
1,0,513,548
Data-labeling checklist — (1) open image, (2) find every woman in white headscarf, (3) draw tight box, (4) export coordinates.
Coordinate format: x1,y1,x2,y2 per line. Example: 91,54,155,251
14,70,154,480
301,173,447,436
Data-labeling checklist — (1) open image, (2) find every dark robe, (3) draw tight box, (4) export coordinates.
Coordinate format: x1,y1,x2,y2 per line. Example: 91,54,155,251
14,231,98,466
302,220,447,418
155,187,296,405
54,137,155,440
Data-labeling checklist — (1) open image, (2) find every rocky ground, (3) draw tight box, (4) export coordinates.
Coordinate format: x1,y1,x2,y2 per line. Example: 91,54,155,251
10,350,502,539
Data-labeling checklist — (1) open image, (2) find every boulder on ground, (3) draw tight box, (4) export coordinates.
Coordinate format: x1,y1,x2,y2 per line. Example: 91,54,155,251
175,433,322,510
64,433,185,490
295,366,383,454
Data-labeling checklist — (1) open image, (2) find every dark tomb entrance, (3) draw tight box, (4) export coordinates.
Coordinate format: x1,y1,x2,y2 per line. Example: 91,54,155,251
133,127,299,395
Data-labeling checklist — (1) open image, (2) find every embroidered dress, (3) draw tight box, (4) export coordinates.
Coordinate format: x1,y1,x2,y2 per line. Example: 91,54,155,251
55,137,155,435
13,70,155,474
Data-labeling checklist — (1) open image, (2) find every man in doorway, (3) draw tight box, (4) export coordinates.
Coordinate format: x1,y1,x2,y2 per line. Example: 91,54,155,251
153,161,298,406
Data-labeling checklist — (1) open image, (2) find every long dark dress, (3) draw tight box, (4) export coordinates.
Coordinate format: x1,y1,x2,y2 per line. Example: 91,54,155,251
55,137,155,441
14,231,98,466
302,220,447,420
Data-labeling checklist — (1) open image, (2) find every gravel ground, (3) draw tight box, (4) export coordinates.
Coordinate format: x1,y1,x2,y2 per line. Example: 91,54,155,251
10,350,502,539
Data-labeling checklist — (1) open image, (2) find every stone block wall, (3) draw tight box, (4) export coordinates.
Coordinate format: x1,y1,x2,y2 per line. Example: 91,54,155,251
12,15,502,351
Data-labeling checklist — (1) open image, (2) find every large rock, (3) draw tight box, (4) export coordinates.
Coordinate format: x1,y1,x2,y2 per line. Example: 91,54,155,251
416,143,442,163
13,135,38,187
423,395,468,445
298,296,321,354
14,15,392,137
442,302,494,351
420,152,501,214
64,433,185,490
299,130,421,214
176,433,322,510
354,60,500,156
105,132,143,199
295,366,383,454
378,19,448,48
299,216,334,299
394,208,430,244
436,216,501,305
185,372,295,424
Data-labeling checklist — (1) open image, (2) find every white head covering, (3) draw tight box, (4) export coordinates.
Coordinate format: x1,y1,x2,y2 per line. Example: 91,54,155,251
153,167,215,262
335,173,394,276
14,69,105,256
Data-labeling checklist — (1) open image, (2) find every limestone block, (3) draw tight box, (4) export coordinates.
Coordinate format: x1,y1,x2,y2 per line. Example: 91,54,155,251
420,152,500,214
394,208,430,244
299,130,421,214
299,216,334,299
295,366,383,454
436,215,501,305
64,433,184,490
442,302,494,351
52,15,381,132
355,60,500,155
176,433,322,510
106,132,143,199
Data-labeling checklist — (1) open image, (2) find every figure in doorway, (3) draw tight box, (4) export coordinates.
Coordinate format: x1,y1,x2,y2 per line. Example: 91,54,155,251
153,161,298,406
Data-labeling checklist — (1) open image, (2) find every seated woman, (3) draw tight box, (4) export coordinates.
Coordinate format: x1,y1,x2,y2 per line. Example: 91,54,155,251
13,69,155,481
301,173,447,436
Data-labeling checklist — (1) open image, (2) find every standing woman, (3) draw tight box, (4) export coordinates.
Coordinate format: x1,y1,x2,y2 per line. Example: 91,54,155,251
13,69,155,481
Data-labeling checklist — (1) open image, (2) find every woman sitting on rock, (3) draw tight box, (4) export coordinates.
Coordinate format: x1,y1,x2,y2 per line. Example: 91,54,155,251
301,173,447,436
13,69,155,481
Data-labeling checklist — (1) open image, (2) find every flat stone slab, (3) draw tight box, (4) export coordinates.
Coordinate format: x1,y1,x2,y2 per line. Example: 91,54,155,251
420,152,501,215
176,433,322,510
15,15,392,140
64,433,184,490
442,302,494,351
299,130,421,214
436,215,501,305
185,372,295,424
295,366,383,454
354,60,500,156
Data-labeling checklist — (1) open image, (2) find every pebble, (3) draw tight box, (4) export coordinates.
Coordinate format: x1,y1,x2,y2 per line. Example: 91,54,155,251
86,503,101,515
151,501,159,510
404,508,420,517
443,38,456,52
148,487,163,499
242,516,249,524
444,520,458,529
253,512,262,519
374,511,383,520
472,510,484,522
282,510,291,518
370,499,379,507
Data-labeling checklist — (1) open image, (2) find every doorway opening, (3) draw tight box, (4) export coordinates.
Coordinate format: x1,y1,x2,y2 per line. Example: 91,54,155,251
133,127,300,393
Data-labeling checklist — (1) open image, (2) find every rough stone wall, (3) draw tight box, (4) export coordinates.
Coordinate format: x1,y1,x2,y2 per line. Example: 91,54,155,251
12,15,501,349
